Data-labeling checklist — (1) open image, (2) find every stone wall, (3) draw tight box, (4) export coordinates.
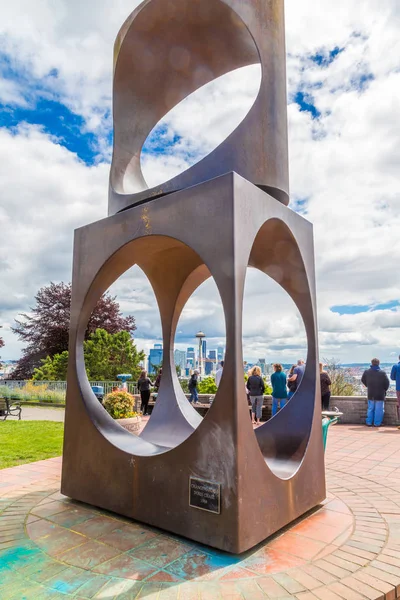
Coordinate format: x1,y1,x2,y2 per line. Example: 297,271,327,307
139,394,399,426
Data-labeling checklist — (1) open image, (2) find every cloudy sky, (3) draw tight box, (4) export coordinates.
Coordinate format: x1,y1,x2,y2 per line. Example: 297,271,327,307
0,0,399,365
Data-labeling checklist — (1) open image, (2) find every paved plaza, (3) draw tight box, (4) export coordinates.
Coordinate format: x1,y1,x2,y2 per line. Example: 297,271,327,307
1,425,400,599
18,407,65,422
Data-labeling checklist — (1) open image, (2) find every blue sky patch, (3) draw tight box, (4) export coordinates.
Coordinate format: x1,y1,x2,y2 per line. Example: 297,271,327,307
294,91,321,119
311,46,344,67
351,72,374,92
331,300,399,315
142,123,182,156
0,98,98,165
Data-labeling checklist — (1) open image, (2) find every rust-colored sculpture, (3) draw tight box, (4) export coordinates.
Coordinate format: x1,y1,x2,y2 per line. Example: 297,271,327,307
62,0,325,554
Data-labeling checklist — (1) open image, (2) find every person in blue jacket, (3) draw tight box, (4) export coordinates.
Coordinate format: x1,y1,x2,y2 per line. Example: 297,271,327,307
390,355,400,427
270,363,288,416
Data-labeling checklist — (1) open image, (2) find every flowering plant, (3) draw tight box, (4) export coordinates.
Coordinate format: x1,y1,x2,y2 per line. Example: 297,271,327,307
103,390,138,420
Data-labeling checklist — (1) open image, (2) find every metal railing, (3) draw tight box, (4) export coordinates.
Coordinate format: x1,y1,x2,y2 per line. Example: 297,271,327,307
0,380,138,402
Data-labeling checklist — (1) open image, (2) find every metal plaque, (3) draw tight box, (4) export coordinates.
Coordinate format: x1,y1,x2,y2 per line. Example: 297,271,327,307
189,477,221,514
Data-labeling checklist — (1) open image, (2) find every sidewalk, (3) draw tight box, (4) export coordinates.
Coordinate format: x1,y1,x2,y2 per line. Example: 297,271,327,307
20,406,65,422
1,426,400,599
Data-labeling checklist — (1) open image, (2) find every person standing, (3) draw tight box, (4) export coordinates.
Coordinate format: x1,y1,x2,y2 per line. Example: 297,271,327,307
320,363,332,411
154,368,162,391
188,370,199,404
287,360,305,399
362,358,390,427
246,366,265,425
287,365,297,399
137,370,154,416
270,364,287,416
390,355,400,427
215,361,224,388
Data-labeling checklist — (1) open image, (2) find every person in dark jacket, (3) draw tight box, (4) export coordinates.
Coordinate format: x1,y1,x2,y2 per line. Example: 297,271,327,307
287,365,297,397
320,363,332,411
137,370,154,416
271,363,288,416
246,366,265,425
188,370,199,404
361,358,390,427
154,368,162,391
390,356,400,425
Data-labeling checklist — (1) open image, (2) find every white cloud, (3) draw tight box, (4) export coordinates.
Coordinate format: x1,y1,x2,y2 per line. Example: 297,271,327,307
1,0,400,365
0,124,108,358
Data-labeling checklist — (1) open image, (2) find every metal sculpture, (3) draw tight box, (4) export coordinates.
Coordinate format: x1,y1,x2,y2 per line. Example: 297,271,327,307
62,0,325,554
109,0,289,214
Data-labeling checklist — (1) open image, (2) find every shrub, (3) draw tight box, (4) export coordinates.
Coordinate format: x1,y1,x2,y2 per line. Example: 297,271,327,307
179,379,189,393
198,377,217,394
103,390,137,419
0,382,65,404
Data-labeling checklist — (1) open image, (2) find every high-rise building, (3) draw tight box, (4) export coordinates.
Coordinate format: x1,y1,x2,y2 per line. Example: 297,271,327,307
204,359,214,376
217,347,224,363
257,358,266,376
202,340,207,361
174,349,187,373
186,347,195,369
209,350,216,361
148,344,163,375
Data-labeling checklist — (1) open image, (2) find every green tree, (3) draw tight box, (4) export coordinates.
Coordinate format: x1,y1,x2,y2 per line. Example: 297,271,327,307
149,361,162,377
33,351,69,381
84,329,145,380
32,329,145,382
12,282,136,379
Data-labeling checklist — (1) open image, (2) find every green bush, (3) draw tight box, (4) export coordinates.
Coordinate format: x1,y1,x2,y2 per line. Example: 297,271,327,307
103,390,137,419
179,379,189,394
198,377,217,394
0,383,65,404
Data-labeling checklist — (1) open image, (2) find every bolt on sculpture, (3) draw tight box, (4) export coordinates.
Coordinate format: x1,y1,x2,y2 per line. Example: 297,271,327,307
62,0,326,554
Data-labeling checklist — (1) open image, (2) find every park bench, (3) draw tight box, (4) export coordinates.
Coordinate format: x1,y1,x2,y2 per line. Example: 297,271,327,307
0,397,22,421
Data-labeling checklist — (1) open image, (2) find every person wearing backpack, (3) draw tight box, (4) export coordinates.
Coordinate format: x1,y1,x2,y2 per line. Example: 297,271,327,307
246,366,265,425
188,370,199,404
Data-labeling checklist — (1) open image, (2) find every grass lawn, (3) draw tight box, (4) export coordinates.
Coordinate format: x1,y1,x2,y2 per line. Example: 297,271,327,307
0,421,64,469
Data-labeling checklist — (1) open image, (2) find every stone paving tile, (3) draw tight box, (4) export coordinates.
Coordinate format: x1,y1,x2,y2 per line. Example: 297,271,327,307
70,514,122,538
34,524,87,557
242,548,306,575
129,536,193,568
3,426,400,598
56,539,123,569
96,523,158,551
46,505,98,528
93,553,156,580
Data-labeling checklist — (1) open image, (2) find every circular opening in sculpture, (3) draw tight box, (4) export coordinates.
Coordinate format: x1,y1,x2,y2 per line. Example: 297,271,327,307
76,235,222,456
110,0,262,196
246,218,317,480
173,275,226,403
243,266,308,426
141,65,261,188
83,265,163,425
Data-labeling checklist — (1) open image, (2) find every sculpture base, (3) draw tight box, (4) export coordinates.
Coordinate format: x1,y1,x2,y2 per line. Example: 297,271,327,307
62,172,325,553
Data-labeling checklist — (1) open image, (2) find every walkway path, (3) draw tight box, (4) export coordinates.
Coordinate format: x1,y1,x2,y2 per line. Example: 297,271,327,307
1,426,400,599
20,406,65,421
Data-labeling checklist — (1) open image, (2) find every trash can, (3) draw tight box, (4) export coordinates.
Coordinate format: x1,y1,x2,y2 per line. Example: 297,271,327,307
91,386,104,404
322,410,343,451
